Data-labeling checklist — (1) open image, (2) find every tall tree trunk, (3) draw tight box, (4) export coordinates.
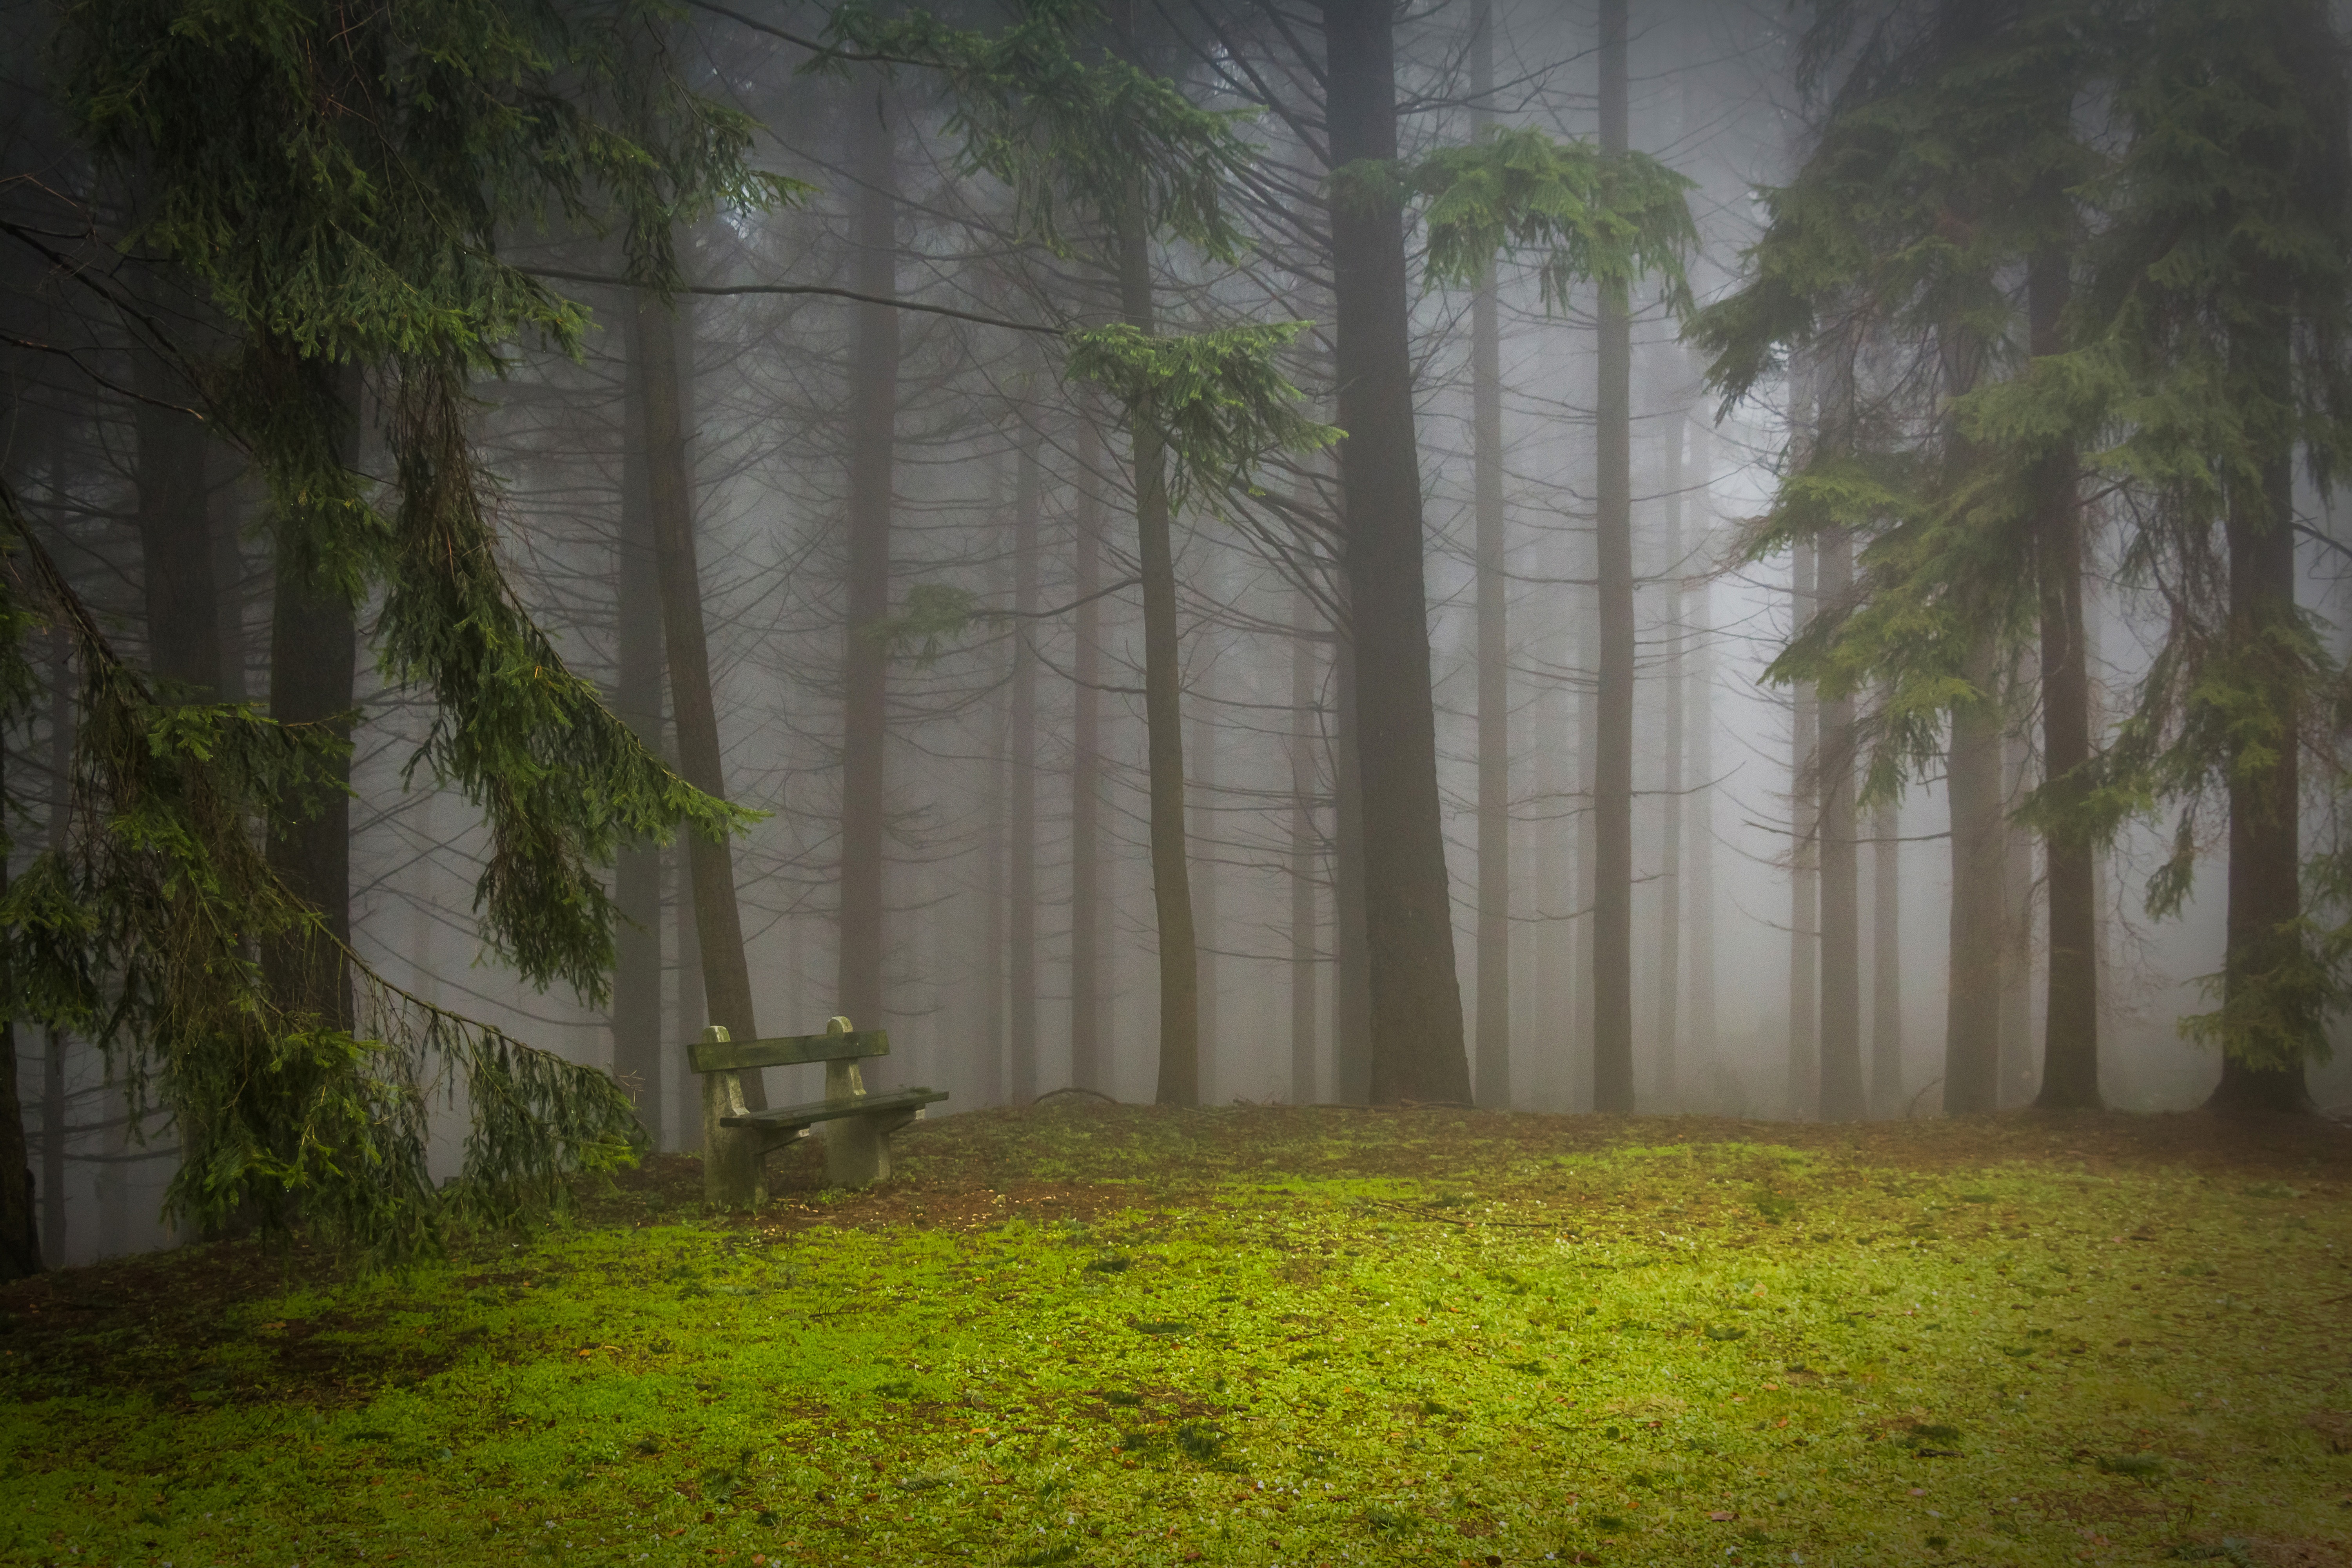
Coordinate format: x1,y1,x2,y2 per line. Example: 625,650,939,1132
638,284,764,1111
1291,591,1322,1105
1191,630,1220,1103
1656,410,1685,1107
134,343,223,695
2211,292,2307,1110
1869,794,1902,1116
1998,726,2035,1104
613,286,666,1138
1070,418,1106,1093
1686,423,1719,1076
981,699,1007,1104
1331,616,1372,1103
0,729,36,1278
42,605,71,1260
1591,0,1635,1116
673,840,706,1138
837,88,898,1042
1788,537,1818,1117
2029,242,2102,1110
1322,0,1471,1104
1115,197,1201,1108
1817,526,1864,1120
264,361,358,1033
1944,637,2005,1115
1470,0,1511,1111
1009,433,1042,1102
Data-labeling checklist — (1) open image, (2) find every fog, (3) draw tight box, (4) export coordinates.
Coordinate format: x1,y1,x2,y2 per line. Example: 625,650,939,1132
10,0,2349,1268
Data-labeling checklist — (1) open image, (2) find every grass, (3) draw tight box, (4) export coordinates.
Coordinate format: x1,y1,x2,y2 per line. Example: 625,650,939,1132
3,1103,2350,1568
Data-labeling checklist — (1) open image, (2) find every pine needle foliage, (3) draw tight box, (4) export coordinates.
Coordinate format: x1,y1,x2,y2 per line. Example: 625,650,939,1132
1409,127,1698,315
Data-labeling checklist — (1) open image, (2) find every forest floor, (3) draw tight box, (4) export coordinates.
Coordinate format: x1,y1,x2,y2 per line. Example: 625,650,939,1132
4,1104,2351,1568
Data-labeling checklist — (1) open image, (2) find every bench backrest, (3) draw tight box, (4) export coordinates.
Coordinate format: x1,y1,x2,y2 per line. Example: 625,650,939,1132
688,1019,890,1074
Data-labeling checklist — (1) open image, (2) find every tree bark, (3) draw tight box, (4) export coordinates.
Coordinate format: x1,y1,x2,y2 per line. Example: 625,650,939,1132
1070,417,1106,1094
1656,410,1685,1107
1322,0,1470,1104
1332,613,1372,1104
637,284,763,1109
1470,0,1511,1112
1817,525,1864,1120
613,284,667,1139
134,341,223,695
1944,637,2005,1115
1116,198,1201,1108
2029,239,2102,1110
1788,537,1818,1117
263,362,358,1035
837,87,898,1041
1009,432,1042,1101
1291,590,1322,1106
1998,726,2035,1104
1591,0,1636,1116
2211,319,2308,1111
1190,624,1220,1103
1869,794,1902,1116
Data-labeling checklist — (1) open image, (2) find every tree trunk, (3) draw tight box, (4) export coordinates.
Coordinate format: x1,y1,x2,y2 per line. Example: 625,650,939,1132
2211,342,2308,1111
1686,422,1719,1075
637,285,764,1114
134,341,223,695
1331,615,1373,1103
0,730,37,1278
1869,794,1902,1116
1070,417,1106,1093
1009,432,1041,1102
1944,637,2005,1115
264,361,358,1034
1291,590,1322,1105
1817,526,1864,1120
980,698,1007,1104
837,88,898,1042
42,621,71,1259
1998,726,2035,1104
1322,0,1470,1104
613,284,666,1138
1590,0,1636,1116
1116,199,1201,1108
1656,410,1684,1107
2028,243,2102,1110
1788,537,1817,1117
1191,627,1220,1104
1470,0,1511,1111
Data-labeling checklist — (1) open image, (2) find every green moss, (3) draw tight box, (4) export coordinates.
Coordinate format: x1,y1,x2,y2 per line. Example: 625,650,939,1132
1,1109,2346,1567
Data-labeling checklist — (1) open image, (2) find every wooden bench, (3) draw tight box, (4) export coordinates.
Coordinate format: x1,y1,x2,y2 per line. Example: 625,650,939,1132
690,1016,947,1209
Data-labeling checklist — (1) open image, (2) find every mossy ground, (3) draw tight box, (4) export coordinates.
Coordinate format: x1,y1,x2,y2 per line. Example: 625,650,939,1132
4,1105,2351,1568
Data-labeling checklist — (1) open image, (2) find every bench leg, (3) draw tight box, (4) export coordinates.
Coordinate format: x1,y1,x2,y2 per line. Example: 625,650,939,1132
702,1068,767,1211
823,1115,886,1187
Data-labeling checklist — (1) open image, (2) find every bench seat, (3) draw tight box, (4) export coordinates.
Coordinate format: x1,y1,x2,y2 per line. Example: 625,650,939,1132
720,1086,949,1150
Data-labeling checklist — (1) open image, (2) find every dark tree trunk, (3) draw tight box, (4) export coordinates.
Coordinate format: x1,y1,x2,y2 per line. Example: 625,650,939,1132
43,616,71,1259
1591,0,1635,1116
134,341,223,695
1009,432,1041,1101
980,685,1008,1105
1470,0,1510,1111
1291,591,1322,1106
0,732,38,1278
2029,241,2102,1110
1869,794,1902,1116
1322,0,1470,1104
1332,617,1372,1104
1118,199,1201,1108
638,285,763,1108
1191,638,1220,1103
1998,727,2035,1104
837,89,898,1041
1788,537,1818,1117
264,362,358,1033
1817,526,1864,1120
2211,286,2307,1111
1070,419,1106,1093
1686,423,1719,1066
1944,638,2005,1114
1657,411,1685,1106
613,286,667,1137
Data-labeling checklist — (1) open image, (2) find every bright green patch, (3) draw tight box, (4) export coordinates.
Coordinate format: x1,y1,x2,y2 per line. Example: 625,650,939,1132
1,1109,2347,1567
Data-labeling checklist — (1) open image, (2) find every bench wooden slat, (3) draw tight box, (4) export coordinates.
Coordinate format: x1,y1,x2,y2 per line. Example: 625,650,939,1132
690,1028,890,1073
718,1086,946,1131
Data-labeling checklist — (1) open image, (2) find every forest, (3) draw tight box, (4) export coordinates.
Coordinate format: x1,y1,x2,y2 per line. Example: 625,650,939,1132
2,0,2351,1564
